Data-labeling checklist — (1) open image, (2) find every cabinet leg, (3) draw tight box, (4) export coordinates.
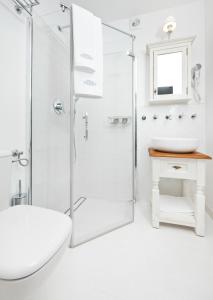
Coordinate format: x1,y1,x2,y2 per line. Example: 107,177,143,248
152,180,160,229
195,185,205,237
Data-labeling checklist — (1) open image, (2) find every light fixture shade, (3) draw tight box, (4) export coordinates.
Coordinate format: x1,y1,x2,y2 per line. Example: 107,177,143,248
163,16,177,33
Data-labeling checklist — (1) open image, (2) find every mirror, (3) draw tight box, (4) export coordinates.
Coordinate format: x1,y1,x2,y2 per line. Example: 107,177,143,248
147,37,195,104
156,51,182,96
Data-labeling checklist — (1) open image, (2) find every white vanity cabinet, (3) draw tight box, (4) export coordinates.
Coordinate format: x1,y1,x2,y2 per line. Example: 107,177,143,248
149,148,212,236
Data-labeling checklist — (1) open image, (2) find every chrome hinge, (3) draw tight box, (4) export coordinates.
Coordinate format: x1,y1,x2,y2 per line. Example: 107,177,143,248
129,199,136,204
127,50,135,59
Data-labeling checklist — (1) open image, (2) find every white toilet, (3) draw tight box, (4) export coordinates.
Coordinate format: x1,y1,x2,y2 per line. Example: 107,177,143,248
0,152,72,299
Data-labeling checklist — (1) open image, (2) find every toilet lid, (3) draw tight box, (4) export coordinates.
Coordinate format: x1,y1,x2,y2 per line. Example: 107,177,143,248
0,205,72,280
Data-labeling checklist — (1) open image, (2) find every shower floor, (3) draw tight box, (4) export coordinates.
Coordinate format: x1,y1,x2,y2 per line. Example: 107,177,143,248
71,197,133,246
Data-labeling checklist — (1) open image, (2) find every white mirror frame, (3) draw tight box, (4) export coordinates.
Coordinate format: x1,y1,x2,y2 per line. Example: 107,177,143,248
147,36,196,105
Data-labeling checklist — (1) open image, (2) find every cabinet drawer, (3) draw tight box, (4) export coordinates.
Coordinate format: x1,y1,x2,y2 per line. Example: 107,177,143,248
159,159,197,179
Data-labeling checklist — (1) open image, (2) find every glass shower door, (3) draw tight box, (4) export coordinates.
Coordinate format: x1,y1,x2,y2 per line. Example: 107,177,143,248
71,25,135,246
31,7,135,247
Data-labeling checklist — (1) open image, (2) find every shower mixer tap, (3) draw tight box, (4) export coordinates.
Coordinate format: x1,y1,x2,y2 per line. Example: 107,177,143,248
53,100,64,115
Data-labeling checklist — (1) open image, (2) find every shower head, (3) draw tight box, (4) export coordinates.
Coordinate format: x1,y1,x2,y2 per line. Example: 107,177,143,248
14,0,39,14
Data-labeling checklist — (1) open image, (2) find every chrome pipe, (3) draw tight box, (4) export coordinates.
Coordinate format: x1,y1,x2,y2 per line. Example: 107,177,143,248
102,22,135,39
58,5,135,38
58,22,135,39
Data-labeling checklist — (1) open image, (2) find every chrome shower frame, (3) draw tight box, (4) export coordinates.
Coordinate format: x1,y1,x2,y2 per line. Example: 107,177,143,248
63,3,137,247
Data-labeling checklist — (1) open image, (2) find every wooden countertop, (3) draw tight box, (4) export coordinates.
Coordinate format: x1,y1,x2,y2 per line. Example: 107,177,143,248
149,148,212,160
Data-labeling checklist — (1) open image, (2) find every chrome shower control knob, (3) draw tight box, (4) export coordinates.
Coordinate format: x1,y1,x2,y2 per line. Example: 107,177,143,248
153,114,158,120
142,115,146,121
53,100,64,115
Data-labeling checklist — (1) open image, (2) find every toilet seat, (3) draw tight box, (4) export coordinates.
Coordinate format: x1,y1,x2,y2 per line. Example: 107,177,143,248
0,205,72,281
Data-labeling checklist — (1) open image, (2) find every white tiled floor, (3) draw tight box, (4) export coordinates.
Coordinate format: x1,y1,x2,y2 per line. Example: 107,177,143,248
35,206,213,300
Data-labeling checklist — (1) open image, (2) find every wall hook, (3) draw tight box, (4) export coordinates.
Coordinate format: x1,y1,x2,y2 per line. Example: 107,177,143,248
165,114,172,120
191,113,197,119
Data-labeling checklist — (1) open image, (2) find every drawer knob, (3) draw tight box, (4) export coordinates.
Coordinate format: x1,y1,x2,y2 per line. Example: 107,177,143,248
172,165,182,170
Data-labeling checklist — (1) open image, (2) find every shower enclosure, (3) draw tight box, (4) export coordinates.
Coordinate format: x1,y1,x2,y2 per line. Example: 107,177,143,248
6,1,136,247
70,24,136,246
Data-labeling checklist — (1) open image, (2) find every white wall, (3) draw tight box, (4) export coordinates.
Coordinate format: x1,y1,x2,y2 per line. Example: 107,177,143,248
205,0,213,212
0,0,30,204
112,0,206,206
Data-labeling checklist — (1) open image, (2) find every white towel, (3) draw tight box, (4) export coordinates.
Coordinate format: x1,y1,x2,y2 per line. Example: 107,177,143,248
72,4,103,98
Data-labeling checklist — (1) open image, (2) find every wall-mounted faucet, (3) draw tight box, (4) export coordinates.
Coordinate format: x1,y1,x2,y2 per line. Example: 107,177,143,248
178,113,184,119
153,114,158,120
191,113,197,119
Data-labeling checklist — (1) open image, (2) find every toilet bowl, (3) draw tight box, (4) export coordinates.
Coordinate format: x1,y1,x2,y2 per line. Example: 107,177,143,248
0,205,72,300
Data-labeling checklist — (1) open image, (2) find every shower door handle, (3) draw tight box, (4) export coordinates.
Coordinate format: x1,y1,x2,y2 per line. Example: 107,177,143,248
83,113,88,140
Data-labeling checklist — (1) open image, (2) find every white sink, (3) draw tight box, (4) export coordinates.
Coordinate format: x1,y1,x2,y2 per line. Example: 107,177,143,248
151,137,199,153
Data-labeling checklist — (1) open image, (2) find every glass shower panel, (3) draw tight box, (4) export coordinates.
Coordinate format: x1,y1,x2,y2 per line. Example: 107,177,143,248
71,26,134,246
32,10,71,213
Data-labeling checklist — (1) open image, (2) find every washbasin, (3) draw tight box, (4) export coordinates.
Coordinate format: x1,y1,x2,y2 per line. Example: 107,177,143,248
151,137,199,153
